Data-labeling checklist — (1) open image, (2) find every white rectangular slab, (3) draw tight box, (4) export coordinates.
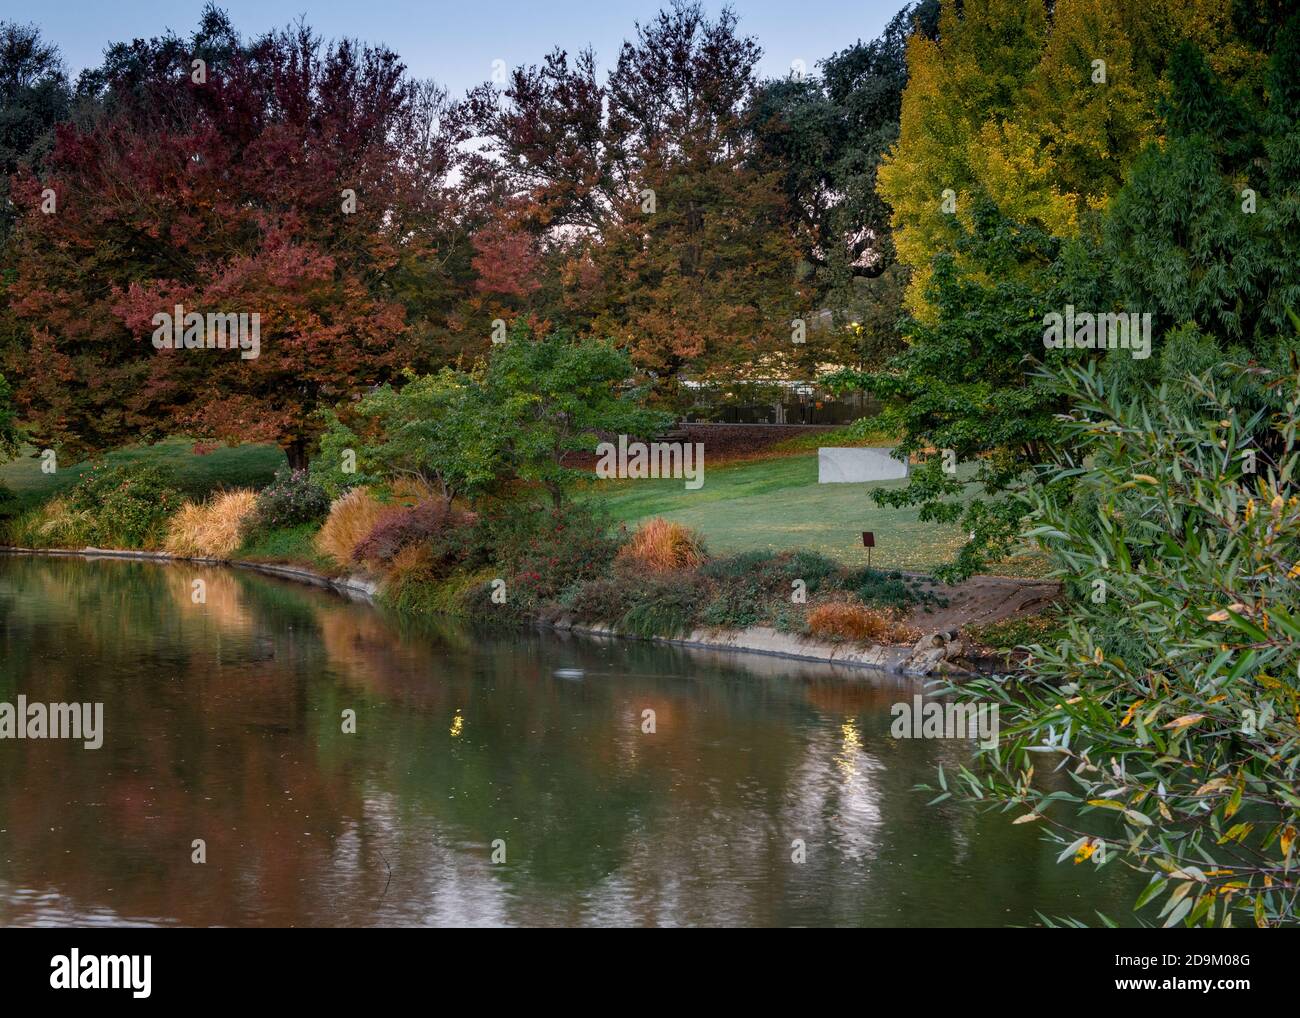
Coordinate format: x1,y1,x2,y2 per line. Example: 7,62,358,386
818,447,909,483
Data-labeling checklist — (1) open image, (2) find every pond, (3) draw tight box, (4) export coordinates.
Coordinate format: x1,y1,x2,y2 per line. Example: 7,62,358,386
0,555,1141,927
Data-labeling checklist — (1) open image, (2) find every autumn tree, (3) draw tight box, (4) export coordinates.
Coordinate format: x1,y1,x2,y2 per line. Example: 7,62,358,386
3,7,467,467
875,0,1244,316
0,371,17,458
465,2,807,393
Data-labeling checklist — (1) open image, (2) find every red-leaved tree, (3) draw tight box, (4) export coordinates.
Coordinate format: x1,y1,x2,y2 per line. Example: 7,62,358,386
4,10,467,466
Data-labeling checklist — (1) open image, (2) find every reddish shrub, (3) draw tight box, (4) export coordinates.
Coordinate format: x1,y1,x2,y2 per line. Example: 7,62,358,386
352,499,477,573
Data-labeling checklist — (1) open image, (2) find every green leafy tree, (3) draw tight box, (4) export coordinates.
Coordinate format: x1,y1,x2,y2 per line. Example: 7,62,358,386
319,326,669,510
824,205,1068,581
831,7,1293,581
314,366,507,505
486,325,670,506
0,21,70,242
748,1,940,331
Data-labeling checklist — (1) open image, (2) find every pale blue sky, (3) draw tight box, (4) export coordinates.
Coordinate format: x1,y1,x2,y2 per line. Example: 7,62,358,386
30,0,907,94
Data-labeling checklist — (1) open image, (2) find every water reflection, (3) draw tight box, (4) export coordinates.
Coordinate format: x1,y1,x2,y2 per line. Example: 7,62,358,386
0,555,1141,927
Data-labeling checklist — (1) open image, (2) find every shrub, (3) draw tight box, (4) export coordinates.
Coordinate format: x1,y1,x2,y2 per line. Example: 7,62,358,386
559,570,707,637
352,498,478,574
618,573,709,637
65,463,184,548
697,549,776,581
807,602,915,644
784,550,845,592
617,517,707,572
943,362,1300,928
251,468,331,531
315,488,401,566
560,575,638,625
164,489,258,558
845,566,947,612
700,583,764,629
396,567,500,617
479,500,624,602
699,549,846,629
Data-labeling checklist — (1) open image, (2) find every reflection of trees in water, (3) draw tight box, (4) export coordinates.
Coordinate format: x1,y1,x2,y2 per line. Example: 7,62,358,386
0,557,1143,926
0,558,374,925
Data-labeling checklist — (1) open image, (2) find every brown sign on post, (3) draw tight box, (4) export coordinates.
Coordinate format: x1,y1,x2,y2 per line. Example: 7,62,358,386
862,531,875,568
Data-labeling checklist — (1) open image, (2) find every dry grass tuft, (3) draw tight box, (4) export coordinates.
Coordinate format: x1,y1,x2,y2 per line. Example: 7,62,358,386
807,601,917,645
164,489,258,558
617,517,707,572
315,488,401,566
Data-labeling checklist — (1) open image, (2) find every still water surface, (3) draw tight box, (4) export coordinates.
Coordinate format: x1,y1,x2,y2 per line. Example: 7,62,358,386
0,555,1140,926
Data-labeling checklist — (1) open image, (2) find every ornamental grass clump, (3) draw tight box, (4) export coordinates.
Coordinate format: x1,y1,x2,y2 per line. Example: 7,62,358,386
806,601,914,644
315,488,400,567
617,517,707,572
165,489,258,558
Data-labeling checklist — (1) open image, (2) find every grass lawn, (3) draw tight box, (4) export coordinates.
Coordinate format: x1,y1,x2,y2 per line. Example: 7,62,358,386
1,436,1049,577
0,438,285,513
583,451,1049,576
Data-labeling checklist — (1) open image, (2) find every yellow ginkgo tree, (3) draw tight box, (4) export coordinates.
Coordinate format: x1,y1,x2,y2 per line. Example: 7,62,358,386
877,0,1240,316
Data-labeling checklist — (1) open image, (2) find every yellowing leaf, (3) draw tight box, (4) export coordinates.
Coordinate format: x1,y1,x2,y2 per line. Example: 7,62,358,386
1163,713,1206,729
1224,783,1243,820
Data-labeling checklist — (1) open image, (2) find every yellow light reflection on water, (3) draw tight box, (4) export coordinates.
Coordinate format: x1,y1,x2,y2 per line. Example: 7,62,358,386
836,719,862,780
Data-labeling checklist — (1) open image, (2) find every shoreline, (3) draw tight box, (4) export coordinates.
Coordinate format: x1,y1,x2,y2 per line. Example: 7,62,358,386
0,544,980,677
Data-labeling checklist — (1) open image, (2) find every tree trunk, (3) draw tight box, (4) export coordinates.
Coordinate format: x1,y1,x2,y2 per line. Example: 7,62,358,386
283,437,309,472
